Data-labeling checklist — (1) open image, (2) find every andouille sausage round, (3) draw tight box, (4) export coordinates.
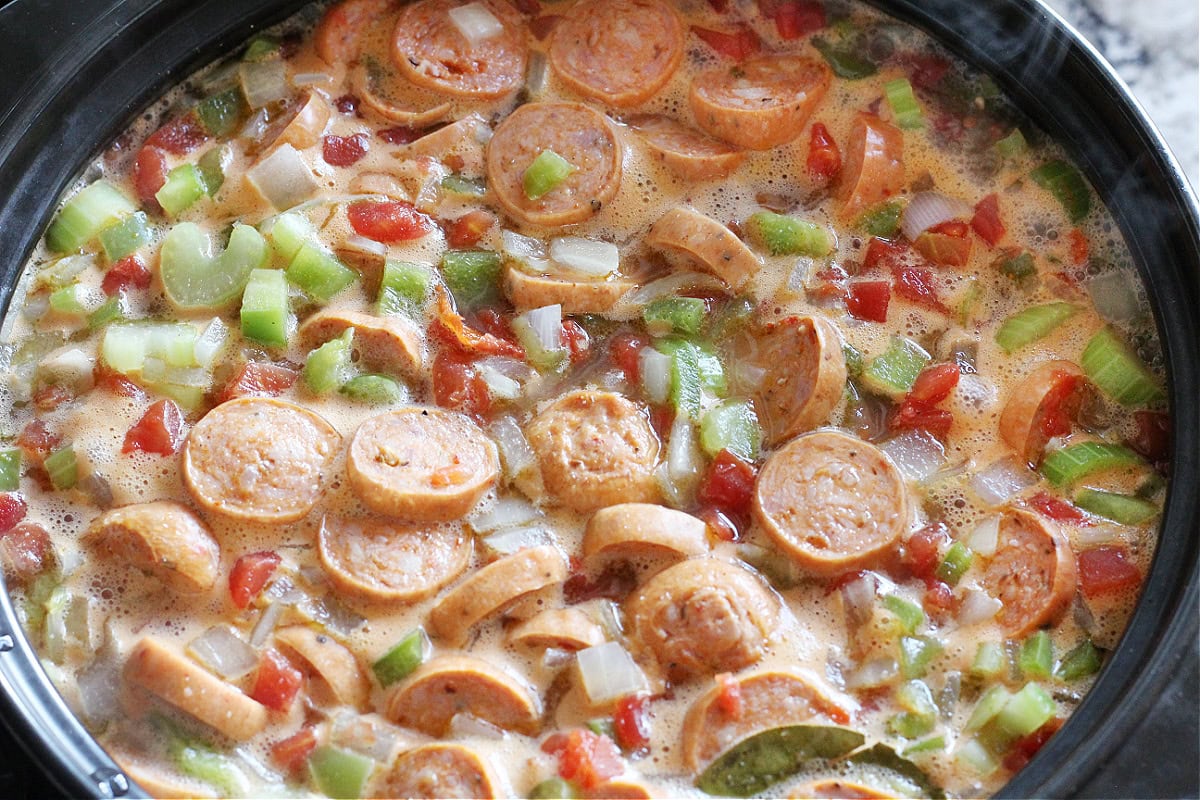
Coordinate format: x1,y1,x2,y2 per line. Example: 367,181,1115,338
747,316,848,446
504,266,637,314
85,501,219,594
298,308,424,379
583,503,709,561
376,743,501,799
274,625,370,709
509,607,606,651
384,654,541,736
644,207,761,291
981,508,1077,637
626,114,747,181
999,360,1088,466
315,0,395,65
837,113,905,220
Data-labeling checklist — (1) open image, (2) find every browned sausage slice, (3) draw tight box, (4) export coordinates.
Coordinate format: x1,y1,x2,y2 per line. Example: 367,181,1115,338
183,398,341,523
298,308,423,378
644,208,761,291
549,0,684,108
273,625,370,709
509,607,606,651
351,65,453,127
260,91,331,152
754,431,908,574
583,503,709,561
585,781,655,799
392,0,528,99
402,113,492,176
792,780,896,799
428,544,568,646
486,102,623,227
504,266,637,313
315,0,395,64
318,515,471,603
690,56,832,150
376,743,500,799
346,407,499,521
525,390,660,513
85,501,219,594
837,113,905,221
746,316,847,446
981,508,1077,637
626,114,747,180
124,638,268,741
625,557,780,681
998,360,1087,467
384,654,541,735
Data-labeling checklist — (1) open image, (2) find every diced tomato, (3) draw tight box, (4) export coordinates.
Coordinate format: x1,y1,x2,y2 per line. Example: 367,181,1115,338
251,648,304,712
697,505,743,542
32,384,74,412
563,561,639,604
697,449,758,513
132,145,169,208
908,363,960,405
145,112,208,155
347,200,434,243
609,332,647,385
541,732,570,757
715,672,743,719
902,523,949,582
806,122,842,182
1068,228,1090,265
1028,491,1092,526
769,0,825,39
924,579,956,614
903,53,952,90
122,400,185,456
971,194,1005,247
94,366,147,399
432,287,524,358
1037,371,1085,439
1078,546,1142,598
555,729,624,790
0,522,53,583
102,255,152,296
432,352,491,422
445,210,496,248
377,125,425,144
229,550,282,609
890,401,953,439
529,14,562,40
1128,410,1170,466
322,133,369,167
0,494,28,534
270,727,318,773
613,694,651,753
561,319,590,365
334,94,360,115
218,362,299,404
846,280,890,322
1003,717,1064,772
914,220,973,267
17,420,60,467
892,265,949,313
863,236,911,272
691,25,761,60
706,0,729,11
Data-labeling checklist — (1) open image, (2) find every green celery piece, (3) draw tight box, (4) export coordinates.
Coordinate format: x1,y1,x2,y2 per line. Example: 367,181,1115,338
965,685,1012,733
196,88,246,137
372,628,429,687
699,400,761,461
174,743,248,798
644,296,706,336
48,285,91,316
904,736,946,756
696,725,865,798
1074,488,1158,525
44,445,77,490
307,745,374,800
955,737,999,776
1081,327,1163,406
994,302,1077,353
995,128,1028,159
265,212,317,263
695,344,727,396
0,449,21,491
530,778,580,800
441,250,502,308
863,337,931,398
197,145,228,196
240,268,289,347
747,211,833,257
377,260,431,316
882,594,925,635
243,36,280,62
935,542,973,586
585,718,616,739
995,250,1036,284
99,211,151,262
884,77,924,128
811,37,877,79
101,322,198,373
888,711,935,739
1055,639,1103,682
88,296,125,330
667,341,703,420
523,149,576,200
156,163,207,217
899,635,942,680
341,374,406,405
1040,441,1142,487
706,295,755,340
843,342,864,378
1019,631,1054,679
441,174,487,197
993,683,1056,739
1031,160,1092,222
847,743,946,800
287,243,357,302
856,200,905,237
46,181,136,253
161,223,268,310
304,331,355,395
971,641,1006,679
897,679,938,716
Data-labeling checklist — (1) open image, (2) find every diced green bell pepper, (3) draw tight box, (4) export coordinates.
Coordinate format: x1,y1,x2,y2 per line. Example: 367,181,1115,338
700,400,761,461
0,449,21,492
196,145,229,196
746,210,833,256
441,250,502,308
341,374,406,405
372,628,429,688
523,149,576,200
378,260,431,317
1055,639,1102,682
196,88,246,137
307,745,374,800
644,296,706,337
44,445,78,490
287,243,357,302
1031,160,1092,222
863,337,931,398
856,200,905,237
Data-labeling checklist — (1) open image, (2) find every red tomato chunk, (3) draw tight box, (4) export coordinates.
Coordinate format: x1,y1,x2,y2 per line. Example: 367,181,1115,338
270,727,318,773
432,352,491,422
613,694,651,753
219,362,299,404
971,193,1005,247
1078,546,1142,598
554,729,624,790
697,449,758,513
132,146,169,209
1028,491,1092,526
102,255,152,297
691,26,761,61
251,648,304,711
230,550,282,609
122,400,185,456
846,280,890,322
322,133,369,167
0,522,52,583
0,494,28,533
445,210,496,248
145,113,208,155
806,122,842,182
347,200,434,243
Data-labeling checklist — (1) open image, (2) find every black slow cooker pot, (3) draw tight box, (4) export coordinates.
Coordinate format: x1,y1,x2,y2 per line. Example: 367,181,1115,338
0,0,1196,797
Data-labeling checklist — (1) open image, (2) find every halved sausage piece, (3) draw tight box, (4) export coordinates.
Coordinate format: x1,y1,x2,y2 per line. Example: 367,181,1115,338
428,544,568,647
625,557,780,681
505,266,637,314
183,398,341,523
981,508,1077,637
402,113,492,176
509,607,606,651
681,669,853,769
549,0,684,108
644,207,761,291
124,638,268,741
274,625,370,709
260,91,331,152
585,781,655,799
315,0,394,64
689,56,832,150
837,113,905,221
792,780,896,799
346,407,499,521
745,316,848,446
351,65,453,127
583,503,709,561
85,501,219,594
754,431,908,574
626,114,746,180
486,102,623,227
299,308,424,379
384,654,541,735
376,743,500,799
999,361,1088,467
392,0,528,98
525,390,660,513
318,515,471,603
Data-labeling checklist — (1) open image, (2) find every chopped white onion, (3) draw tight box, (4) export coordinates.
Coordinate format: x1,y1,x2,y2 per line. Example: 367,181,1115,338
449,712,508,741
490,416,535,479
239,60,289,109
840,573,877,629
638,347,671,404
187,625,259,679
77,657,121,727
38,348,95,395
501,229,550,272
971,456,1038,505
469,496,542,533
302,594,366,635
596,601,624,638
1076,523,1127,548
550,237,619,277
785,258,814,298
448,2,504,45
900,192,972,240
482,525,553,556
881,430,945,482
291,71,332,87
22,292,49,322
667,414,703,487
247,143,319,210
331,711,405,762
344,234,388,259
250,599,288,647
609,271,725,320
845,657,899,690
958,589,1003,626
956,373,998,411
543,647,574,670
576,641,648,705
966,514,1001,557
193,317,229,369
478,362,521,399
36,254,92,290
523,304,562,351
478,356,537,384
1086,270,1144,323
732,362,767,393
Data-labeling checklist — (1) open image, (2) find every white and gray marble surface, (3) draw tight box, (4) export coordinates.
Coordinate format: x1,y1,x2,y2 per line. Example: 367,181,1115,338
1044,0,1199,190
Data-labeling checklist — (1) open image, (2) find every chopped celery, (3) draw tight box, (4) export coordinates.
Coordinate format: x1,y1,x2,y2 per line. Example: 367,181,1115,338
287,243,357,302
889,710,935,739
88,296,125,330
373,628,429,687
1055,639,1102,682
1019,631,1054,679
889,680,937,738
904,735,946,756
174,743,249,798
196,145,229,196
341,374,406,405
0,449,21,491
700,400,761,461
441,174,487,197
264,212,317,263
644,296,705,336
856,200,905,237
530,778,580,799
862,337,931,398
155,164,207,217
843,342,864,377
243,35,280,61
1031,160,1092,222
49,284,104,317
666,341,703,419
46,181,136,253
899,635,942,679
240,268,289,347
44,445,78,490
304,331,355,395
1040,441,1142,487
882,594,926,635
98,211,151,262
1081,328,1163,406
994,302,1077,353
965,685,1012,733
746,211,833,256
101,322,199,373
956,737,999,775
994,250,1036,285
995,128,1028,159
884,77,924,128
377,260,431,316
811,37,878,79
441,250,502,308
161,222,268,310
586,718,616,739
523,149,576,200
196,88,246,137
935,542,973,586
993,683,1056,739
971,641,1006,679
1074,489,1158,525
307,745,374,800
512,310,567,372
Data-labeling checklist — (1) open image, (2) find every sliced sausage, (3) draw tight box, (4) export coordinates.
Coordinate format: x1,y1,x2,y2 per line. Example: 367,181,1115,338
626,114,746,181
115,757,216,800
384,654,541,735
837,113,905,221
525,390,660,513
644,207,761,291
744,316,848,446
583,503,709,561
391,0,528,99
792,780,896,799
298,308,424,379
183,398,341,523
261,91,331,152
681,669,853,769
85,501,218,594
505,266,637,313
625,557,780,681
428,544,568,646
124,638,268,741
754,431,908,574
346,407,499,520
689,56,832,150
402,113,492,176
486,102,623,227
980,508,1077,637
274,625,370,709
549,0,684,108
315,0,395,64
376,743,500,799
585,781,655,799
318,515,471,603
509,607,606,651
351,66,453,128
999,360,1088,467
